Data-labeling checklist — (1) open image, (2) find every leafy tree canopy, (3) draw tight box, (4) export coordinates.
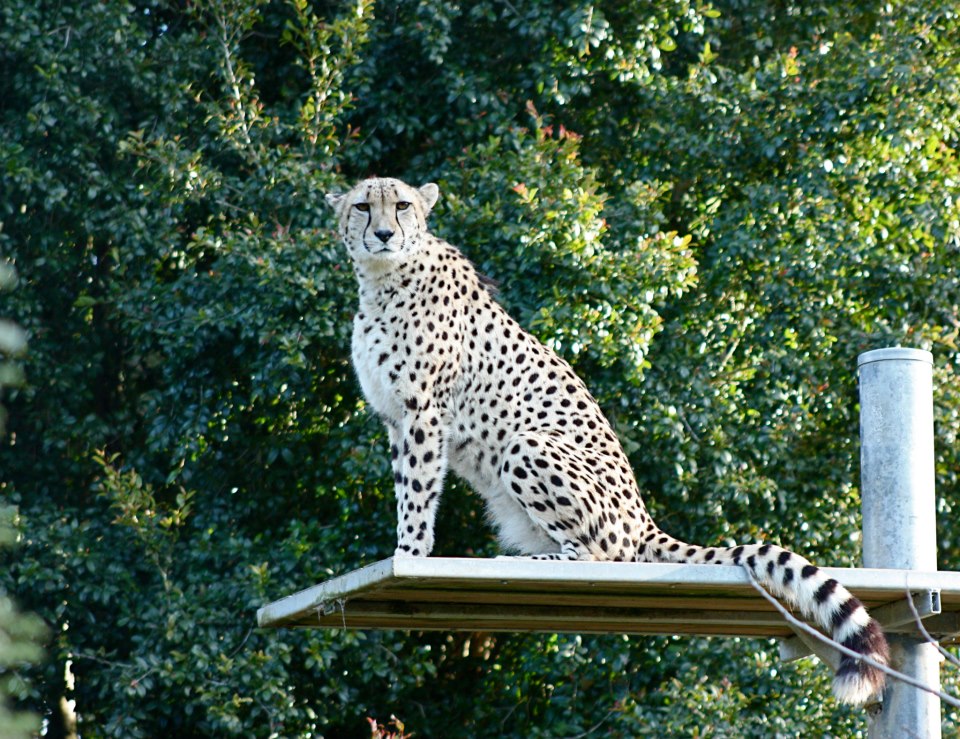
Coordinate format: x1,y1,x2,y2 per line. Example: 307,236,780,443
1,0,958,735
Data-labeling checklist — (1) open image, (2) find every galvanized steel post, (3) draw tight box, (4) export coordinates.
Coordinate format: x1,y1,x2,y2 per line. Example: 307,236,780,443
858,347,940,738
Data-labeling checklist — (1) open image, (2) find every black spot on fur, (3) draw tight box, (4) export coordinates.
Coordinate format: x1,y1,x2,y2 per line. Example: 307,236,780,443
831,596,861,630
814,578,840,605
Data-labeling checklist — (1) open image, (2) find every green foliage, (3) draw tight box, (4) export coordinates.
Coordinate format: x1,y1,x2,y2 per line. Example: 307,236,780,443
0,262,27,436
1,0,959,736
0,508,47,739
0,269,45,737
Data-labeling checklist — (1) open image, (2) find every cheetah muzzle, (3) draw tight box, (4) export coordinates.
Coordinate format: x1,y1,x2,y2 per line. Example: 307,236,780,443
325,176,889,706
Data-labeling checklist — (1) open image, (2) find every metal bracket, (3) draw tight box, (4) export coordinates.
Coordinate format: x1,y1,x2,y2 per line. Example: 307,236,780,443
318,601,339,617
780,590,941,664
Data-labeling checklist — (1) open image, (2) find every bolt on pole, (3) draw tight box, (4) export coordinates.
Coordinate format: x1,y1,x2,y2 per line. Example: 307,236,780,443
858,347,940,739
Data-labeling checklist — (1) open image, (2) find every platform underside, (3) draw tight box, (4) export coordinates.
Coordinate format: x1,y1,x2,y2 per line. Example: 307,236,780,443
257,558,960,648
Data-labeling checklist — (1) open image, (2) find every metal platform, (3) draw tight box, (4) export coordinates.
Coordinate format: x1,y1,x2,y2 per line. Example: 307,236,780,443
257,557,960,648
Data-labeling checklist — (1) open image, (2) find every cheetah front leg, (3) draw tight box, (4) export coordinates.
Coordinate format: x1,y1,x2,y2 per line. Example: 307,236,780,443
388,408,447,558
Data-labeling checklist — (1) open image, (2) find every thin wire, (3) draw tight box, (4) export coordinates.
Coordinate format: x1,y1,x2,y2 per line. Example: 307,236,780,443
903,584,960,671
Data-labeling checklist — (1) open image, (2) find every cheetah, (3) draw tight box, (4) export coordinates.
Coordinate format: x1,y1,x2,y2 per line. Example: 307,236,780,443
325,176,889,705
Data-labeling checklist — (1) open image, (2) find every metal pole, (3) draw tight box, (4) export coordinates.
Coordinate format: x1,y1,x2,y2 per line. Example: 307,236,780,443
858,347,940,739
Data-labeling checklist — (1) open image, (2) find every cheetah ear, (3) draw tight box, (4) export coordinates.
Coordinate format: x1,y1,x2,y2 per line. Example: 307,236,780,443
325,192,345,210
418,183,439,214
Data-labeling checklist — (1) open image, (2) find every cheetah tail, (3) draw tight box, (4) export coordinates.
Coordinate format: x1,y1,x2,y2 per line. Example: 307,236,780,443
653,537,889,705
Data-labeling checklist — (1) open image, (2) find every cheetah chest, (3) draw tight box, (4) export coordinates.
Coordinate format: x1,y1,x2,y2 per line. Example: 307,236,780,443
352,301,465,428
352,314,407,424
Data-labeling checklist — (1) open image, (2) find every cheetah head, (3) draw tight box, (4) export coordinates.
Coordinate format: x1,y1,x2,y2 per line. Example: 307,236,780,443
325,177,440,262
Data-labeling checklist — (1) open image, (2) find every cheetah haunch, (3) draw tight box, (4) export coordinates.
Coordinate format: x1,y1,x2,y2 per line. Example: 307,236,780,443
325,177,889,705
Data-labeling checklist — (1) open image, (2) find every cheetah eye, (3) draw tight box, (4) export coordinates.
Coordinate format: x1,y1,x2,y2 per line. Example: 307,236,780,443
354,203,370,212
396,202,411,211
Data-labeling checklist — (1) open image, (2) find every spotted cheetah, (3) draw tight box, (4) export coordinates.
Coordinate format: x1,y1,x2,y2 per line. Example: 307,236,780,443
325,176,889,705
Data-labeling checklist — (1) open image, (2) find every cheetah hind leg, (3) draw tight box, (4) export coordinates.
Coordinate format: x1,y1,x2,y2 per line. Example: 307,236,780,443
495,542,592,561
494,546,591,561
497,432,615,561
494,546,585,562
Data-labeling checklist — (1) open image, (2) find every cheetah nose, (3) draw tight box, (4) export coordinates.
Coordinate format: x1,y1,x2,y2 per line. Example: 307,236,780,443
374,229,394,243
